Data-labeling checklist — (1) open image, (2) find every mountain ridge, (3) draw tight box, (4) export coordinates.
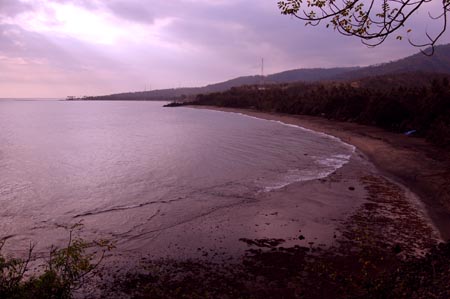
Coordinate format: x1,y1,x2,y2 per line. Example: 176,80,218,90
84,44,450,101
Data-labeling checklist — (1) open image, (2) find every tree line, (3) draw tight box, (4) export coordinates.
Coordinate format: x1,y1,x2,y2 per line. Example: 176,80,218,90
190,72,450,147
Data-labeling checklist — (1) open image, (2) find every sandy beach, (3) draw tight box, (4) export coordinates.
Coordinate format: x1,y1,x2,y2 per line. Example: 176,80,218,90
188,106,450,242
112,105,448,265
100,106,450,297
3,102,448,297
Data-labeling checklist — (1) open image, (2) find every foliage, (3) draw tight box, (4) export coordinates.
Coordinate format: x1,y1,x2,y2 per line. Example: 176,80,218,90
0,223,113,299
278,0,450,52
0,241,33,298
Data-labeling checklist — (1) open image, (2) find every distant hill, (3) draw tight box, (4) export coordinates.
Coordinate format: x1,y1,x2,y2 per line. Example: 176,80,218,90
84,67,356,102
267,67,360,83
336,44,450,80
84,44,450,101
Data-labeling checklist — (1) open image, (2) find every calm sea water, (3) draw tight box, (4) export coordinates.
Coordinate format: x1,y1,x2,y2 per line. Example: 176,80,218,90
0,100,354,254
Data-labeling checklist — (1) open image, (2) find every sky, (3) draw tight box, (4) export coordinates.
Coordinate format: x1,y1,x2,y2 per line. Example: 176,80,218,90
0,0,449,98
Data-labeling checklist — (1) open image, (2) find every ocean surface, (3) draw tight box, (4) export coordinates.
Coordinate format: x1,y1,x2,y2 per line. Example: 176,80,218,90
0,100,354,255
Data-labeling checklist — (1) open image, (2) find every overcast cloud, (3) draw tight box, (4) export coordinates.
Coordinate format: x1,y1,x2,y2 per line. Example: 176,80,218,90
0,0,449,98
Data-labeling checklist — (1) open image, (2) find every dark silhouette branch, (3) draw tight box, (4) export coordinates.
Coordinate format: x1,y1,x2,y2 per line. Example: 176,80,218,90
278,0,449,53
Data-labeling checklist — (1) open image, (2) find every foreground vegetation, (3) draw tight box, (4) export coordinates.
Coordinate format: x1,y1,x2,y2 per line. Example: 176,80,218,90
4,225,449,298
0,224,113,299
189,72,450,147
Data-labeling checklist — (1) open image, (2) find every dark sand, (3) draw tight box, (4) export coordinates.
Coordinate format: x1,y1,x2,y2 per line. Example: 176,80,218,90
189,106,450,243
100,106,450,297
119,105,446,263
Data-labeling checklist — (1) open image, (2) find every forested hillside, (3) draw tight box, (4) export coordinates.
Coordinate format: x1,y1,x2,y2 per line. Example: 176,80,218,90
190,73,450,147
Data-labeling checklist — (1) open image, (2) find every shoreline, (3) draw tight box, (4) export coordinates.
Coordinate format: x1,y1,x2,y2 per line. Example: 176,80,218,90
103,105,448,297
188,105,450,241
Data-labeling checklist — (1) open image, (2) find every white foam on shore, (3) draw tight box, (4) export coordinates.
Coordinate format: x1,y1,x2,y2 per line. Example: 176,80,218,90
196,109,356,192
316,154,353,168
261,168,331,192
261,154,352,192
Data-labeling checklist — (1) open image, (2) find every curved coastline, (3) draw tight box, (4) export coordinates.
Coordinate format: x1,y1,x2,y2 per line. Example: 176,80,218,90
188,105,450,241
202,108,357,192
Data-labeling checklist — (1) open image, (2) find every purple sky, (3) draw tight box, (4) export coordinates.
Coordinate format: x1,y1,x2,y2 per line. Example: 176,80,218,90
1,0,449,98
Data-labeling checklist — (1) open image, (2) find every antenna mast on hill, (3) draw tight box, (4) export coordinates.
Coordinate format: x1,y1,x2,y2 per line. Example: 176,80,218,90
260,58,265,87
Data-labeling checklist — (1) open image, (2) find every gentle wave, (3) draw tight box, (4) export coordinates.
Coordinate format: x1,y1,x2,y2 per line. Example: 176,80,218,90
205,110,355,192
261,154,352,192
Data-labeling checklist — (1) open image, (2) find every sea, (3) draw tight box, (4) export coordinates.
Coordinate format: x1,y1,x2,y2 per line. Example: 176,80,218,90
0,99,355,257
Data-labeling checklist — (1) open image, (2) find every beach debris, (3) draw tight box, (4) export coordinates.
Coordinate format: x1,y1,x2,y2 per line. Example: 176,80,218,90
239,238,285,248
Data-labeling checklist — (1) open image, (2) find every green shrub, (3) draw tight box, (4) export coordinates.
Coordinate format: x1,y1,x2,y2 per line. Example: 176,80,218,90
0,223,114,299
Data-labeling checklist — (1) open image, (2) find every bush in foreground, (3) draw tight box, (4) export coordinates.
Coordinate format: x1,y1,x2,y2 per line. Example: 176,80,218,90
0,224,113,299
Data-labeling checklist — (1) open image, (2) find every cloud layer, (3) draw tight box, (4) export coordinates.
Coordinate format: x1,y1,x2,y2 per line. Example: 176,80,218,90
1,0,449,97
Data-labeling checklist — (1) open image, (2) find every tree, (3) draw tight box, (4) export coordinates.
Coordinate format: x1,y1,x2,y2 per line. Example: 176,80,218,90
278,0,450,54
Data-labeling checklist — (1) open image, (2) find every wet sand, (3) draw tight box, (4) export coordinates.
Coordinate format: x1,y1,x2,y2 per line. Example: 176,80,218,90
113,105,446,264
97,106,450,298
189,106,450,243
101,106,449,297
132,154,370,260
